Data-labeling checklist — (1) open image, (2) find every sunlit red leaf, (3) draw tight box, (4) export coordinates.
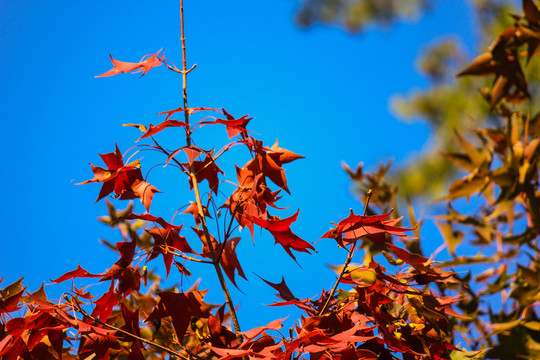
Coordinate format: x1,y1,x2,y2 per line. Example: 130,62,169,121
136,49,165,76
89,284,117,322
137,120,188,140
131,179,160,212
218,237,247,287
0,289,24,314
268,140,305,165
184,152,224,194
77,144,159,210
321,211,413,248
249,211,315,261
241,317,285,344
95,49,165,78
197,229,247,287
147,227,194,278
182,201,212,225
247,151,289,193
51,264,102,283
208,304,238,348
95,54,140,77
199,109,253,138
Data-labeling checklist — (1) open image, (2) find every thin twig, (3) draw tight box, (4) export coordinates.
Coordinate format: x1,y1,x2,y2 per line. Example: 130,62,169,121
318,189,373,316
192,144,231,178
166,63,197,74
151,137,190,175
216,202,242,262
161,246,213,264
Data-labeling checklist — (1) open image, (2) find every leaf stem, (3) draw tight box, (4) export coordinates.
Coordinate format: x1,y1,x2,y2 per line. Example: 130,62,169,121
161,246,213,264
318,189,372,316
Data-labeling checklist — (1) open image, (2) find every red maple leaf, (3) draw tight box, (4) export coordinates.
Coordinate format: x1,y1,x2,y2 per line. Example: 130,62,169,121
267,140,305,165
120,304,142,345
217,237,247,287
89,285,117,322
222,165,284,239
79,332,121,360
256,275,297,302
321,211,413,248
199,109,252,139
77,144,160,211
246,147,289,193
95,49,165,78
100,264,141,296
208,304,239,348
241,138,303,194
147,227,194,278
137,120,188,140
0,289,24,314
183,152,224,194
182,201,212,225
195,229,247,287
51,264,102,283
145,291,209,343
248,211,315,261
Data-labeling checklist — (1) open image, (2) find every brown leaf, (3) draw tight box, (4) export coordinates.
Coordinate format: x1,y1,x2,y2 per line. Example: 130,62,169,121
523,0,540,24
457,52,498,76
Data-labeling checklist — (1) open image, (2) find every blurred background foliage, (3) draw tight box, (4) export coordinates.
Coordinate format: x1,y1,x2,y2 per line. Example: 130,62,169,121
296,1,540,358
296,0,540,199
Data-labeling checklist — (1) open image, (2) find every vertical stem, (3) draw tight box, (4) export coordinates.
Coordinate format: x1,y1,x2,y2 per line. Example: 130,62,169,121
180,0,191,144
179,0,243,343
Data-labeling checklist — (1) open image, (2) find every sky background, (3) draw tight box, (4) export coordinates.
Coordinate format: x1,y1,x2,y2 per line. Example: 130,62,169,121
0,1,476,330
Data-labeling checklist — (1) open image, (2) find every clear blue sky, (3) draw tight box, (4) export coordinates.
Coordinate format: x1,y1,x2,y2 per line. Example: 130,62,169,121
0,1,475,330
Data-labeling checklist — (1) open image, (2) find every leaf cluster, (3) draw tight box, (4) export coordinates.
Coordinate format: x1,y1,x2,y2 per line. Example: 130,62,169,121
0,10,466,358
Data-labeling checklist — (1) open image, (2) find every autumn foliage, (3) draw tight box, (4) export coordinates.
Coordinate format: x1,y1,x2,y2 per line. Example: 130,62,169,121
2,1,540,359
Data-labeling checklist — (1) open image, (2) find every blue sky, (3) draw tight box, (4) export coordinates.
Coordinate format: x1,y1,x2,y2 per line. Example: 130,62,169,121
0,1,476,330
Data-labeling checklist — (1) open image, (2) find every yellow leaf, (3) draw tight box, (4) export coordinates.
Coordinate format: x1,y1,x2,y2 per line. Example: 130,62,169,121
123,123,147,132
